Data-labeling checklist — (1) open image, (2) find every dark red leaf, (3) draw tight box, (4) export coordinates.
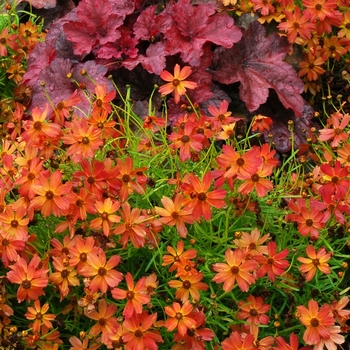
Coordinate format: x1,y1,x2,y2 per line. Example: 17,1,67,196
211,21,305,117
163,0,241,66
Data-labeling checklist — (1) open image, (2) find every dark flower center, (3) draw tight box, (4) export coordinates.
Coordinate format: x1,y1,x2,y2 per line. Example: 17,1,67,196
134,329,143,338
33,121,42,130
182,280,191,289
231,266,239,274
80,253,87,262
98,318,106,326
236,158,245,166
310,318,319,327
251,174,260,182
98,267,107,276
305,219,314,227
197,192,207,201
11,220,18,228
312,259,319,266
181,135,190,143
22,280,31,289
126,291,135,300
122,174,131,183
249,309,258,316
61,270,69,278
45,191,54,200
82,137,90,145
172,79,180,87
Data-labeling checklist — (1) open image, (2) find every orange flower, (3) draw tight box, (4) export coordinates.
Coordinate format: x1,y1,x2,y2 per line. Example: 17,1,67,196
21,105,61,147
29,170,72,217
302,0,338,22
69,336,101,350
114,201,147,249
297,299,335,345
278,7,316,43
25,300,55,333
155,194,194,238
159,64,198,104
216,145,262,179
168,273,208,302
0,27,18,56
49,256,80,300
0,235,26,267
92,84,116,114
182,172,226,221
221,331,255,350
297,245,331,282
164,300,197,336
212,248,258,292
162,241,197,273
122,312,163,350
298,53,325,81
6,63,25,84
90,197,121,237
6,254,49,302
233,227,270,256
61,118,103,163
0,205,29,240
85,298,118,344
338,11,350,39
330,296,350,325
112,272,150,318
79,249,123,293
52,90,81,126
237,294,271,339
251,114,273,132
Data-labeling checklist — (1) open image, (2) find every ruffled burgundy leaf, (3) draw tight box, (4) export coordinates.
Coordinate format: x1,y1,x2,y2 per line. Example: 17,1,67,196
211,21,304,117
163,0,241,66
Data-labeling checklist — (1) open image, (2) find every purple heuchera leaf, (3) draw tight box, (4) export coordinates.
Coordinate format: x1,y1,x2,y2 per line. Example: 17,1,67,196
211,21,304,117
163,0,242,66
63,0,134,57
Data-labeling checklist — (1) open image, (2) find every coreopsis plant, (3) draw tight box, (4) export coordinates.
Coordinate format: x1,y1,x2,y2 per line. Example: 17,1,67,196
1,0,350,348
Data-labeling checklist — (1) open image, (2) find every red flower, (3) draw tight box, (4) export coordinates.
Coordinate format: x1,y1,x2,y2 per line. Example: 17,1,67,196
25,300,56,333
79,249,123,293
164,300,197,336
297,299,335,345
159,64,198,104
52,90,81,126
155,194,194,238
112,272,150,318
123,312,163,350
182,172,226,221
162,241,197,273
6,254,49,302
237,294,270,338
212,248,258,292
85,298,118,344
251,114,273,132
168,273,208,302
30,171,72,218
221,331,255,350
92,83,116,114
297,245,331,282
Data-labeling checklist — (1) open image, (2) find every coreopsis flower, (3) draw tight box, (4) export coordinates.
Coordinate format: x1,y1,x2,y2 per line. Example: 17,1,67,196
173,310,214,349
78,287,101,313
29,171,72,217
251,114,273,132
251,0,275,15
168,273,208,302
92,83,116,114
285,199,326,239
298,53,325,81
123,312,163,350
330,296,350,325
212,248,258,292
164,301,197,336
216,123,237,140
0,27,18,56
297,245,331,282
6,63,25,84
221,331,255,350
114,201,148,249
18,21,43,48
162,241,197,273
25,300,55,333
90,197,121,237
237,294,270,338
111,272,150,318
0,234,26,267
168,120,205,162
115,157,146,201
61,118,104,162
296,299,335,345
274,332,312,350
337,143,350,166
216,145,262,179
208,100,239,131
255,241,290,282
159,64,198,104
319,161,350,200
65,188,97,222
6,254,49,302
50,256,80,300
0,205,29,240
85,298,118,344
233,228,270,256
278,7,316,43
338,11,350,39
49,235,76,258
52,90,81,126
313,326,345,350
302,0,338,22
155,194,194,238
69,336,101,350
88,108,118,140
21,105,61,147
69,236,99,274
319,113,350,147
144,273,158,297
322,36,350,61
237,164,274,197
181,172,226,221
79,249,123,293
142,115,166,132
